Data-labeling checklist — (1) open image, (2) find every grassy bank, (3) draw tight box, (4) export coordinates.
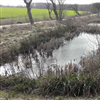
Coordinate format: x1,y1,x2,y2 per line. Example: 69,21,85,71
0,21,80,65
0,15,100,65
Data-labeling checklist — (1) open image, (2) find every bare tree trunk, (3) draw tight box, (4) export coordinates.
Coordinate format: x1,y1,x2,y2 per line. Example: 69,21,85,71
24,0,34,24
52,2,59,20
93,3,100,17
50,0,59,20
45,2,53,20
97,9,100,17
59,4,63,21
50,0,66,21
58,0,66,21
76,11,81,16
71,4,81,16
27,4,34,24
48,10,53,20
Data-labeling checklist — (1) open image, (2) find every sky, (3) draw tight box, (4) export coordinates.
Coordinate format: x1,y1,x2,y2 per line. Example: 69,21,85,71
0,0,100,6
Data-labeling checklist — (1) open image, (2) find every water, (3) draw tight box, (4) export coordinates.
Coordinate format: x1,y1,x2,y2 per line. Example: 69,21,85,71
52,33,99,65
0,33,100,76
89,23,100,26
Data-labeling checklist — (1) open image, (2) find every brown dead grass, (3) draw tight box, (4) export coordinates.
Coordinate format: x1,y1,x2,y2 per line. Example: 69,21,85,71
0,22,56,54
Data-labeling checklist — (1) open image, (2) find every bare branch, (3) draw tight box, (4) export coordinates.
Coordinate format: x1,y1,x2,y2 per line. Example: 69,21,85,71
24,0,32,4
45,0,53,20
71,4,81,16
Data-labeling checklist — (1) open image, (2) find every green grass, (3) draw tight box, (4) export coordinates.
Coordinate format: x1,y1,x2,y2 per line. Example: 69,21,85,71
0,7,83,24
0,7,83,18
0,7,51,18
0,91,97,100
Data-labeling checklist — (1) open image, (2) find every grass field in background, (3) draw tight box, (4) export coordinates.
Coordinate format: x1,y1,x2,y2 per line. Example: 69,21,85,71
0,7,50,18
0,7,83,24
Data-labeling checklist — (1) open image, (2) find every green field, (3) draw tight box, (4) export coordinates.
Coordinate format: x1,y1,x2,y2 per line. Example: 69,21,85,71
0,7,83,24
0,7,51,19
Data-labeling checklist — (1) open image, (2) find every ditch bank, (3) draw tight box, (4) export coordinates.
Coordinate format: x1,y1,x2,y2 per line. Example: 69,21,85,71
0,17,100,66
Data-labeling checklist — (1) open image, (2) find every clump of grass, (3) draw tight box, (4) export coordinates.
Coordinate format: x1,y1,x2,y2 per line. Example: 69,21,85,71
88,16,100,23
82,25,100,34
0,70,100,97
80,44,100,74
35,73,98,96
0,76,36,93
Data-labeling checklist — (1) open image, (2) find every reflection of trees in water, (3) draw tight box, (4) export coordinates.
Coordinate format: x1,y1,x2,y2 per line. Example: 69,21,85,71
1,47,86,80
1,49,54,78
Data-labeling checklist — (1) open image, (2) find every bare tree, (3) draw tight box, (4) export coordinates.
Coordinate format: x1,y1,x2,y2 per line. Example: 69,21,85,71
71,4,81,16
50,0,59,20
58,0,66,20
49,0,66,21
24,0,34,24
93,3,100,17
45,1,53,20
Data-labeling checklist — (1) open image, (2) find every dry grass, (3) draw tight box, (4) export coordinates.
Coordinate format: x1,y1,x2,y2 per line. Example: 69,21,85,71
0,91,98,100
0,21,58,53
80,42,100,74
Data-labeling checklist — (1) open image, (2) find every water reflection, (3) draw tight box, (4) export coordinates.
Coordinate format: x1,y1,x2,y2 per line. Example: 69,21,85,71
89,23,100,26
51,33,100,65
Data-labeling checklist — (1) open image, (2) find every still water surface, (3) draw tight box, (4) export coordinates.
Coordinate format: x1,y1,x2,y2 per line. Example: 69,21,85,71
51,33,99,65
